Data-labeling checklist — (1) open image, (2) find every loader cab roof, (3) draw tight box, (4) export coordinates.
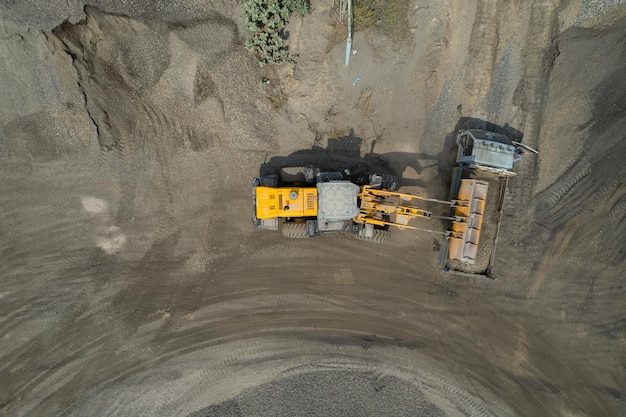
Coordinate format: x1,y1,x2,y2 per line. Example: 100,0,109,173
317,181,360,221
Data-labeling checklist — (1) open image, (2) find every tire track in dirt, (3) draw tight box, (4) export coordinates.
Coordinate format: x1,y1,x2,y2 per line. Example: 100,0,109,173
544,164,592,209
80,247,436,394
517,0,561,150
56,261,541,417
463,0,501,116
527,187,599,300
527,224,577,299
0,288,75,331
7,331,106,402
71,325,490,416
66,334,515,417
526,149,626,297
610,192,626,220
506,0,561,233
521,213,623,391
496,0,563,297
0,167,108,342
0,155,152,416
510,154,625,409
543,174,597,226
0,298,106,412
107,146,250,315
119,101,177,225
581,181,625,260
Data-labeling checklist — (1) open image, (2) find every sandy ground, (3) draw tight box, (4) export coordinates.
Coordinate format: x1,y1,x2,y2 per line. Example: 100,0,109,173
0,1,625,416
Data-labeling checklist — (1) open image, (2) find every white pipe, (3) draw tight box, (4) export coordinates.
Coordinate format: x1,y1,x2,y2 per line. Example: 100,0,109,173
345,0,352,67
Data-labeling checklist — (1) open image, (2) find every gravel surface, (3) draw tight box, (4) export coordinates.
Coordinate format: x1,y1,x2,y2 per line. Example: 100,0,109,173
575,0,626,24
221,368,445,417
1,1,624,416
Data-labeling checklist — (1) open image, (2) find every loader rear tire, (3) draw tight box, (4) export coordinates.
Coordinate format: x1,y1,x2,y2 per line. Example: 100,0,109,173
280,167,308,184
355,229,390,245
282,222,309,238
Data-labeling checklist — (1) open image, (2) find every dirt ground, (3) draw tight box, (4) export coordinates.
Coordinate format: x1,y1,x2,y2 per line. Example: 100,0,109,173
1,1,625,416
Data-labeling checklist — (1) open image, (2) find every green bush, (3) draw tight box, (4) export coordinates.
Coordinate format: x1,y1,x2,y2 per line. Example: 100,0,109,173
244,0,310,66
244,0,290,66
283,0,311,17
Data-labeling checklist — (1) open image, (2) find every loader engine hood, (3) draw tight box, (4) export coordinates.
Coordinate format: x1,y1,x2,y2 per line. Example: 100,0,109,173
255,186,318,219
316,181,360,221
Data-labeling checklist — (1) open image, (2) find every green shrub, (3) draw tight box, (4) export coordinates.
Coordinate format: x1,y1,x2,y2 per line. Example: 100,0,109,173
283,0,311,17
244,0,292,66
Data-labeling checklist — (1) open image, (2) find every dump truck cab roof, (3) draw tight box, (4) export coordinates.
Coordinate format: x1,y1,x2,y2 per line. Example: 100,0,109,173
456,129,516,171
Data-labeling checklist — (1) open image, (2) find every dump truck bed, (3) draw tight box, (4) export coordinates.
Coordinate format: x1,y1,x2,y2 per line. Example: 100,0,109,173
440,165,509,278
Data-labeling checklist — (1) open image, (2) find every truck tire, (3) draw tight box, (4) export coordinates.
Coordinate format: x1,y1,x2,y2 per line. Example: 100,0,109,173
381,174,401,191
368,173,401,191
282,222,309,238
355,229,390,244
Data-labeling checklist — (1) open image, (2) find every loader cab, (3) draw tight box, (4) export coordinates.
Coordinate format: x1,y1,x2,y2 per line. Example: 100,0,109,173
456,129,516,171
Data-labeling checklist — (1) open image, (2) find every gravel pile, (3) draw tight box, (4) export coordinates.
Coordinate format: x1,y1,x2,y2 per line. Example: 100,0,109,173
192,368,446,417
574,0,626,24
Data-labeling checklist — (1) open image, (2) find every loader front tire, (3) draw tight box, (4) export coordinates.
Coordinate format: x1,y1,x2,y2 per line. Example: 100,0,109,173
382,174,401,191
355,229,390,245
282,222,309,238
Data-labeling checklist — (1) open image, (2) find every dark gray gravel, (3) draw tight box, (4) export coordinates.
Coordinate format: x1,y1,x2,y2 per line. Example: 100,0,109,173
575,0,626,24
192,367,446,417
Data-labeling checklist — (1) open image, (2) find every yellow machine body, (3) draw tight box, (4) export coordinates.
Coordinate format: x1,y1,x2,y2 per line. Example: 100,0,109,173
355,183,489,265
446,179,489,264
255,186,318,219
355,186,442,229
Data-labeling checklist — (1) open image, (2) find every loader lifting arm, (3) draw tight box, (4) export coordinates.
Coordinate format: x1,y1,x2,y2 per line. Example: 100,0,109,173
354,185,467,236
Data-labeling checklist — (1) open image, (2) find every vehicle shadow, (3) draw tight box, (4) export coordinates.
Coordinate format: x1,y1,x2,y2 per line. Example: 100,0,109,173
260,130,438,190
259,120,522,195
454,116,524,142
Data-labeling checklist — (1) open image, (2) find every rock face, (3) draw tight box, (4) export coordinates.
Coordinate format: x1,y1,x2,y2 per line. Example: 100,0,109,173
1,1,625,417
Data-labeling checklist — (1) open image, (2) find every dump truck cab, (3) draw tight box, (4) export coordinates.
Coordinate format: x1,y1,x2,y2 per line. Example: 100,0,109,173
456,129,516,172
